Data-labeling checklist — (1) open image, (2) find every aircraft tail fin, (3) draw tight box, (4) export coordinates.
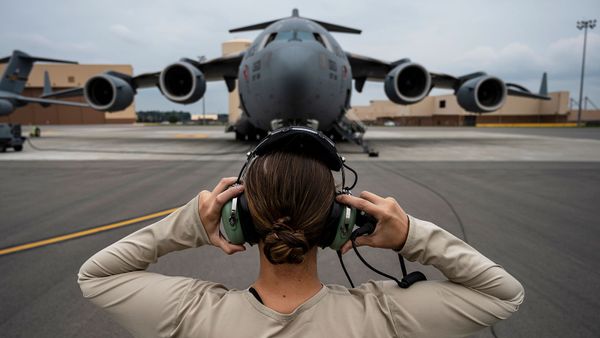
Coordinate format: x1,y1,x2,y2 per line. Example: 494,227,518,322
539,72,548,97
0,50,77,95
229,8,361,34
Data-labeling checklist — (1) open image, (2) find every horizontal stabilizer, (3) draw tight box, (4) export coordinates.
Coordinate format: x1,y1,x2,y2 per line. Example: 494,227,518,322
229,8,361,34
21,56,77,64
0,50,77,64
307,19,361,34
506,83,550,100
229,19,281,33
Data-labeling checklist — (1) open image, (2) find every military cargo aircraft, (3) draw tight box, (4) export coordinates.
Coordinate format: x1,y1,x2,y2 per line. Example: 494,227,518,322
0,50,88,116
47,9,549,153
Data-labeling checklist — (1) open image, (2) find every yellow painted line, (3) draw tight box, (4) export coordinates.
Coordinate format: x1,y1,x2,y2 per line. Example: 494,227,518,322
0,207,179,256
175,133,209,139
477,123,578,128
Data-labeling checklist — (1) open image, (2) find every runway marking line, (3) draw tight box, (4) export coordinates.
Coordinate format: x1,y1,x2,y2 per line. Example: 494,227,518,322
175,134,209,139
476,123,578,128
0,207,179,256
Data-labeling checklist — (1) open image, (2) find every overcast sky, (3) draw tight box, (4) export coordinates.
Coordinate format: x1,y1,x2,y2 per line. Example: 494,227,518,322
1,0,599,114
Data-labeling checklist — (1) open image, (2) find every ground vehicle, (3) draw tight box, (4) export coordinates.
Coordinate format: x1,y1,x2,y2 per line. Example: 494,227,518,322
0,123,25,152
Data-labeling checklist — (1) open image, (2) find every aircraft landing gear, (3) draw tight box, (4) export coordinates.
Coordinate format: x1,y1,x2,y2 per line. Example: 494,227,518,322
235,131,246,141
234,128,267,142
332,117,379,157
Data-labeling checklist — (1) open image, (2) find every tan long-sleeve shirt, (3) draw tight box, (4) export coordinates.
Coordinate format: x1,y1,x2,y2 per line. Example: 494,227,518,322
78,196,524,338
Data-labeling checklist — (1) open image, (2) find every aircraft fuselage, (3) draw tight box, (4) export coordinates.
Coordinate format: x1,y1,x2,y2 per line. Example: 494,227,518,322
237,18,352,133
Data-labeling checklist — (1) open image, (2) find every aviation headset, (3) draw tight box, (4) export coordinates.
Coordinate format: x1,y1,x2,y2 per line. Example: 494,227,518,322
220,126,426,288
220,126,357,251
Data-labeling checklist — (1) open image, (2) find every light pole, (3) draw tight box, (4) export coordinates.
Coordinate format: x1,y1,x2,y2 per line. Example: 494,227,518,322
576,19,596,127
202,96,206,125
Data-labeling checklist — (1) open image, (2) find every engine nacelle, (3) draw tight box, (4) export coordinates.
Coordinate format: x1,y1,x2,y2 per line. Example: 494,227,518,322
83,74,134,112
159,61,206,104
384,62,431,105
456,76,507,113
0,99,15,116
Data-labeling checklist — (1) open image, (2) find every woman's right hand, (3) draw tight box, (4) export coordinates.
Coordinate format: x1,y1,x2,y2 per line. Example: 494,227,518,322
198,177,246,255
336,191,410,254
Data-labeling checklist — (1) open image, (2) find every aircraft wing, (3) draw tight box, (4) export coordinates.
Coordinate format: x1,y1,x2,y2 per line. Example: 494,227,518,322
40,87,83,99
346,52,393,81
42,51,245,99
129,51,246,91
196,51,245,81
346,51,550,100
9,95,89,107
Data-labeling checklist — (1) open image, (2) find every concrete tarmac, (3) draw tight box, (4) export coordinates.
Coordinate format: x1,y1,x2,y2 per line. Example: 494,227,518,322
1,126,599,337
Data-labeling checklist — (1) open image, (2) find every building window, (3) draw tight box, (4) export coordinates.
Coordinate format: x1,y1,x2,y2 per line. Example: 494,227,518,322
439,100,446,108
68,76,75,83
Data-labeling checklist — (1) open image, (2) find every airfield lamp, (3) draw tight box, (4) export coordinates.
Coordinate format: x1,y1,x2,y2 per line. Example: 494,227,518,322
576,19,596,127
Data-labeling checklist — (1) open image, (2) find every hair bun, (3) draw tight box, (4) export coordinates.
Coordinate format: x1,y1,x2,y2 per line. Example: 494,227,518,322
263,217,310,265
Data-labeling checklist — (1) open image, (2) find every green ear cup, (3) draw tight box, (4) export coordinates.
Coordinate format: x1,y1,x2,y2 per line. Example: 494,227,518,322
221,198,246,245
329,206,357,251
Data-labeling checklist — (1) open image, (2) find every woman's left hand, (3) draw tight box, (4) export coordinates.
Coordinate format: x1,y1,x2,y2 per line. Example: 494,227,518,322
198,177,246,254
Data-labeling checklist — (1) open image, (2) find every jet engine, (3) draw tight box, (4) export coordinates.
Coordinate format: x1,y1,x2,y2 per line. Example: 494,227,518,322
83,74,134,112
456,76,507,113
384,62,431,104
159,61,206,104
0,100,14,116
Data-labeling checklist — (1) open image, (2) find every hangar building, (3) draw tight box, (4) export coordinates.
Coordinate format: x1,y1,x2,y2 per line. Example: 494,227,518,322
349,91,572,126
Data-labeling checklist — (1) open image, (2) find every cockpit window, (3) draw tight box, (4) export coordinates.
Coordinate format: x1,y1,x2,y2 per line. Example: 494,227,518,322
296,31,315,42
275,31,295,41
263,31,332,50
313,33,325,47
264,33,276,47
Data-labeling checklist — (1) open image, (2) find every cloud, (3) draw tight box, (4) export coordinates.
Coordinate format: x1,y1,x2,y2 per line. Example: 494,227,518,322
3,33,99,57
448,32,600,93
548,33,600,76
109,24,142,44
2,0,599,113
460,43,546,68
22,33,54,48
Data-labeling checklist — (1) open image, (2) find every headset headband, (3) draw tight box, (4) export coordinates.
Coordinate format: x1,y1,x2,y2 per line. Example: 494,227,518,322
247,126,344,172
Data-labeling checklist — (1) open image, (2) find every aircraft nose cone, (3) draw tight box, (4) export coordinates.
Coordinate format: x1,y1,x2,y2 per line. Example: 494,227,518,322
270,45,318,102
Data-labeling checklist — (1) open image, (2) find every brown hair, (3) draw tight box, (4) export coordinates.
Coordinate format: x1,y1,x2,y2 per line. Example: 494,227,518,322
245,151,335,265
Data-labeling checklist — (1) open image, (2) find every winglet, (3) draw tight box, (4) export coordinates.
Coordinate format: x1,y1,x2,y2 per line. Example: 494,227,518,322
43,71,52,96
539,72,548,97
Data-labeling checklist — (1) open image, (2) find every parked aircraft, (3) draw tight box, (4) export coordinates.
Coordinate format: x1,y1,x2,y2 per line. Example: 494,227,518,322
0,50,88,116
46,9,549,153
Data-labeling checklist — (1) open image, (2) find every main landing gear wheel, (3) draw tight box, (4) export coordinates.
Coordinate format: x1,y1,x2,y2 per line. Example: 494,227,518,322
235,131,246,141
